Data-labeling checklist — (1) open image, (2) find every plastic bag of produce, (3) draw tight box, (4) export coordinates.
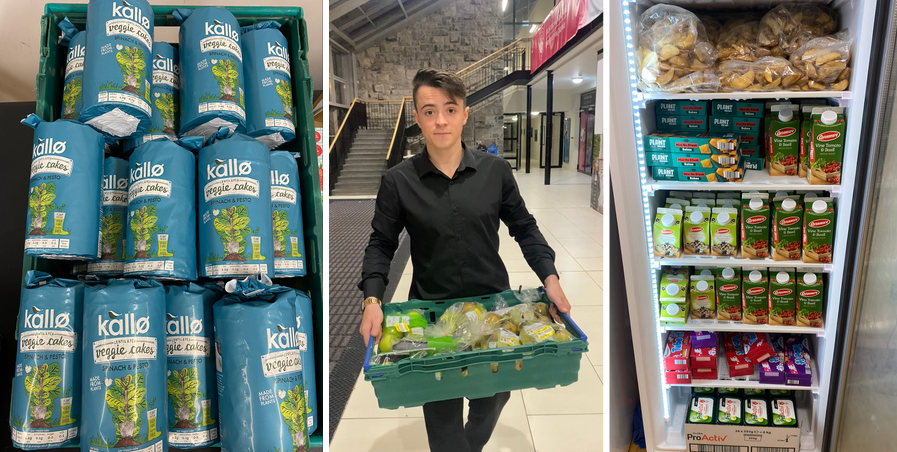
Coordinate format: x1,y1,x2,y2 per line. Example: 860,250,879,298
124,137,201,280
719,57,803,92
174,7,247,138
716,21,770,62
22,114,104,260
758,4,838,55
695,15,721,46
165,283,221,448
789,31,851,90
198,128,275,278
241,21,297,149
123,42,180,153
58,18,85,121
10,271,84,450
270,151,307,277
82,278,167,452
638,5,718,92
89,157,129,275
292,291,318,435
214,274,310,452
81,0,154,138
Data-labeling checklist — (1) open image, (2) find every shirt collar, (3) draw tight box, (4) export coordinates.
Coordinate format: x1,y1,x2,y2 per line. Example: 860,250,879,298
415,141,478,178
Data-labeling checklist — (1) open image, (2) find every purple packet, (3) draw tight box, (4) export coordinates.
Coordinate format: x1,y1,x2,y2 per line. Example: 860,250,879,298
691,330,718,349
759,336,785,384
785,336,812,386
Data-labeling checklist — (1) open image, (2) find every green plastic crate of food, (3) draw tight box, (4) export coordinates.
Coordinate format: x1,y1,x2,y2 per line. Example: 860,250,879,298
363,289,589,409
32,4,324,447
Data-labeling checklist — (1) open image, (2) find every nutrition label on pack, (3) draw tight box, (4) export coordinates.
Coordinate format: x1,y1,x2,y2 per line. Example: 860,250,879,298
199,101,245,119
275,259,303,270
25,238,70,250
265,118,296,131
97,91,151,114
205,263,268,276
169,428,218,446
131,439,164,452
11,426,77,445
125,260,174,273
88,262,124,273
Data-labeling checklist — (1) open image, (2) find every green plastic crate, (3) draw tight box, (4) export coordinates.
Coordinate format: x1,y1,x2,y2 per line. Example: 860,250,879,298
30,4,324,447
363,289,590,409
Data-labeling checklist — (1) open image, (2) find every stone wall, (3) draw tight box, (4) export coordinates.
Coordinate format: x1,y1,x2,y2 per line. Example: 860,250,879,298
353,0,505,150
462,92,504,150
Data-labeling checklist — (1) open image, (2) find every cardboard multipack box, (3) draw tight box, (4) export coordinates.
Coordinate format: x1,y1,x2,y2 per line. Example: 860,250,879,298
692,366,718,380
665,368,692,385
723,333,754,378
690,346,718,369
645,131,740,154
735,101,764,117
686,420,800,451
677,161,745,183
664,331,691,371
713,100,737,116
651,166,677,181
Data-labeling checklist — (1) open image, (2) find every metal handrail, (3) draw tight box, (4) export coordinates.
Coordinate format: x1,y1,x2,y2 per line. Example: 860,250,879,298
456,39,531,75
385,101,405,161
330,97,359,153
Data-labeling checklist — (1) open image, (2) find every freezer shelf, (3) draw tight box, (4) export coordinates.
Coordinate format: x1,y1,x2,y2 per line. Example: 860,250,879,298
637,90,851,105
646,170,839,193
654,254,832,271
661,321,824,337
668,353,819,393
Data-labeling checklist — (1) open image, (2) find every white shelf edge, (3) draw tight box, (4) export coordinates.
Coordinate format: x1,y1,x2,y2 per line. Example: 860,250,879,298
639,90,851,108
661,321,825,337
668,353,819,393
647,175,837,193
654,256,832,272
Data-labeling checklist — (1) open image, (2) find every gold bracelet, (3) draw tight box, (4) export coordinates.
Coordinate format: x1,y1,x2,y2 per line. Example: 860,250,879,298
362,297,381,312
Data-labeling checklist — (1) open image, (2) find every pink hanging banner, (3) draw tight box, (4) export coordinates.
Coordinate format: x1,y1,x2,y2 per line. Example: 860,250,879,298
530,0,588,72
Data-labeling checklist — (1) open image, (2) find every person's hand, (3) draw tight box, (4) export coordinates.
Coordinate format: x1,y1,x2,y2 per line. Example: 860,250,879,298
359,302,384,347
543,275,571,324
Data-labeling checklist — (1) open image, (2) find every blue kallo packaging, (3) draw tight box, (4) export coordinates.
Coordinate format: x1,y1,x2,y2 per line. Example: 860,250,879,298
270,151,306,277
164,284,220,448
174,8,246,138
81,278,167,452
213,275,310,452
124,138,200,280
240,22,296,149
291,290,317,436
59,18,86,121
80,0,154,139
22,114,104,260
197,129,274,278
88,157,129,276
123,43,180,154
10,271,84,450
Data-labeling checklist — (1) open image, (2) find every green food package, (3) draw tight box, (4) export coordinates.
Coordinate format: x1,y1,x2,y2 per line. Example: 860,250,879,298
718,388,741,395
717,396,743,425
772,398,798,426
769,389,793,397
772,195,804,261
665,198,691,210
809,107,845,185
683,206,712,256
803,198,835,263
800,105,815,178
711,207,738,257
693,387,716,394
741,193,771,259
769,269,796,326
659,267,689,323
744,269,770,325
797,271,824,328
385,310,428,335
653,207,683,258
715,267,742,321
745,398,770,426
768,105,801,177
688,395,715,424
690,275,716,320
743,388,766,397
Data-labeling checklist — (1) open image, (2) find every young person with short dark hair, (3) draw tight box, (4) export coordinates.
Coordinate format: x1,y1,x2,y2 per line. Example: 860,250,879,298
358,68,571,452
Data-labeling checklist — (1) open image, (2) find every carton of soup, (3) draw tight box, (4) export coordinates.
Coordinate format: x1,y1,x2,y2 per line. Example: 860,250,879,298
743,270,770,325
803,198,835,263
654,207,683,258
809,107,846,185
683,207,712,256
690,275,716,320
711,208,738,257
769,269,797,326
715,267,742,321
741,193,770,259
797,271,824,328
773,195,803,261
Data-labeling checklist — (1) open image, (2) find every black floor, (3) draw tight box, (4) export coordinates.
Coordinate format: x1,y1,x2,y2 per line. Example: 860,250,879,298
328,200,410,442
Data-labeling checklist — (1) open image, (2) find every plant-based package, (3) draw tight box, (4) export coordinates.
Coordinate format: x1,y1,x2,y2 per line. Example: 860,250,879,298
741,193,770,259
744,398,770,426
803,198,835,263
659,267,689,323
198,129,275,278
241,22,297,149
716,396,742,425
653,207,682,258
772,398,798,426
797,271,824,328
214,276,310,452
769,270,797,326
125,138,200,280
809,107,845,185
174,7,247,138
22,114,104,260
687,395,715,424
58,18,85,121
270,152,307,277
124,42,179,153
82,279,167,452
683,206,711,256
80,0,154,138
165,284,221,448
690,275,716,320
710,207,738,257
715,267,742,321
772,196,803,261
89,157,129,275
291,291,318,435
11,272,84,449
743,270,769,325
768,105,800,177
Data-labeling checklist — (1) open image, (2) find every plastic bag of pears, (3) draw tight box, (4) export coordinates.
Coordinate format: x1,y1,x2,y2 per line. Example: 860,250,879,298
371,309,433,365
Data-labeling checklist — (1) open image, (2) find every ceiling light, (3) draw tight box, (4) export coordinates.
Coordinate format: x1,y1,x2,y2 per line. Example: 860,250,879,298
530,24,538,33
512,117,518,121
572,77,584,84
502,0,508,12
532,111,540,116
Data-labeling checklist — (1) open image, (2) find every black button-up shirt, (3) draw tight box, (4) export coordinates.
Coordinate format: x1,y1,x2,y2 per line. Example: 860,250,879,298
359,145,558,301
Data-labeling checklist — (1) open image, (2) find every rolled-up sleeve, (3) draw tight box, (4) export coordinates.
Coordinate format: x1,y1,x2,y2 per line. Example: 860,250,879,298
497,163,558,283
358,171,405,301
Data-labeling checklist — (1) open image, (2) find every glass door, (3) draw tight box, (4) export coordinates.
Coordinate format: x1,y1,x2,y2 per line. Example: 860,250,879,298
503,114,522,170
539,112,564,169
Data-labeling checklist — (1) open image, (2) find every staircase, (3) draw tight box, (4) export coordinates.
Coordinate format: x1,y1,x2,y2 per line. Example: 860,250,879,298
331,129,392,196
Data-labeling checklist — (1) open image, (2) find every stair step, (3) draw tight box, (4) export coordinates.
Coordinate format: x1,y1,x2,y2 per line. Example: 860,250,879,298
345,157,387,162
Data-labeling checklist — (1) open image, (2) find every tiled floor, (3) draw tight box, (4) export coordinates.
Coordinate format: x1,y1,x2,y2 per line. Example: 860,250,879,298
330,164,603,451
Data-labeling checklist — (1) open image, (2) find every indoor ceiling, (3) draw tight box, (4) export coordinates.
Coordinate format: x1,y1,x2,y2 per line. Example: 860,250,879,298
330,0,454,52
530,26,603,91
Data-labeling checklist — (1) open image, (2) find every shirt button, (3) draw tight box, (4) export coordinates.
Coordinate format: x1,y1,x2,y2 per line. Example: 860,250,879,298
449,181,454,185
453,207,458,212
